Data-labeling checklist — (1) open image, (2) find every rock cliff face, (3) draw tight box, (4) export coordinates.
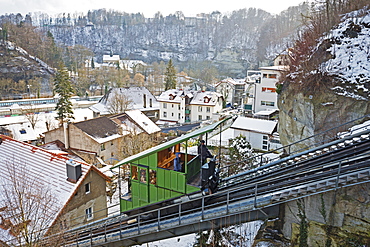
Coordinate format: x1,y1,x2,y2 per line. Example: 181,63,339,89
282,183,370,246
278,89,370,151
278,8,370,150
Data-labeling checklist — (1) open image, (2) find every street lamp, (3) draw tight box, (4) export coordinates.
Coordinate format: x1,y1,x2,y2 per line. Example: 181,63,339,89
27,85,32,99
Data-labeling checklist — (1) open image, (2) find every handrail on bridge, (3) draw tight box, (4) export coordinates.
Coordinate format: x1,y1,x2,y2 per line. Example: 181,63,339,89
220,114,370,179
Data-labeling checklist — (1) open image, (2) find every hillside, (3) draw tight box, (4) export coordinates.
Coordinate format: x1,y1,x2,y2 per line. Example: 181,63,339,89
32,5,308,78
278,6,370,150
0,41,55,99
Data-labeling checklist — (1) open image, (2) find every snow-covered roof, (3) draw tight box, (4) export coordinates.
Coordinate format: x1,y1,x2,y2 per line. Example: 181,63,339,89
231,117,278,134
254,109,279,116
259,65,288,72
190,91,223,106
215,78,245,87
0,135,110,241
157,89,184,103
91,87,159,114
102,54,120,62
124,110,160,134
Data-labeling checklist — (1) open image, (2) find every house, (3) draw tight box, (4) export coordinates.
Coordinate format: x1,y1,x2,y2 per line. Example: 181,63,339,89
230,117,280,151
44,110,161,164
157,89,223,124
253,65,285,113
89,87,159,121
208,116,281,151
102,54,120,64
215,78,246,108
0,135,111,242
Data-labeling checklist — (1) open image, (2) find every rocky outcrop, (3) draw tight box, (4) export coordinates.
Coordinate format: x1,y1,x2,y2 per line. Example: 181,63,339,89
282,183,370,246
278,8,370,150
278,89,370,151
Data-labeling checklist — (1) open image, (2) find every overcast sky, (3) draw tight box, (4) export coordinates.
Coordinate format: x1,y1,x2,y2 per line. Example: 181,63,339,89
0,0,308,17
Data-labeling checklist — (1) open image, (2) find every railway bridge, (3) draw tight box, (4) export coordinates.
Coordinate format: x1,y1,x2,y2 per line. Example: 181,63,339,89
53,116,370,246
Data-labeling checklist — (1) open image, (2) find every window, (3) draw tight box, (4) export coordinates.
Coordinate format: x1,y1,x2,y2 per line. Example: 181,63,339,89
86,207,93,220
178,113,181,119
198,106,202,112
204,97,210,103
171,112,174,117
111,141,114,146
262,145,268,150
172,104,174,108
163,112,167,117
131,166,138,180
149,169,156,185
85,183,91,194
262,87,276,93
263,136,268,140
150,99,153,107
140,169,147,183
206,107,210,113
178,104,180,110
261,101,275,106
206,116,210,120
198,115,202,121
101,143,105,151
19,129,27,134
269,74,277,79
163,103,167,109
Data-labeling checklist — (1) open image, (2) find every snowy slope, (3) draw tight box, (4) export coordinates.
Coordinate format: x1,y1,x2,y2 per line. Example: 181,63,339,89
320,8,370,100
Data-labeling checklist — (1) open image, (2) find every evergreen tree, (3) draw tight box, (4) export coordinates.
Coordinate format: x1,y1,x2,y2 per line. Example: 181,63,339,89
164,59,177,90
54,67,75,125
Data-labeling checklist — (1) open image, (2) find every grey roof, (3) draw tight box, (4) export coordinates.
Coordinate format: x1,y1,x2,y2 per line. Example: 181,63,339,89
74,116,119,139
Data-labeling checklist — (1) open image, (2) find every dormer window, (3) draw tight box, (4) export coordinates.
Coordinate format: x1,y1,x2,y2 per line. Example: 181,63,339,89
204,97,210,103
169,94,175,100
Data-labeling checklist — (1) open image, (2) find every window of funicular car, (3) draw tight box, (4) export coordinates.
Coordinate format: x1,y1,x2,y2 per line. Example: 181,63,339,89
131,166,138,180
140,169,147,183
149,169,156,185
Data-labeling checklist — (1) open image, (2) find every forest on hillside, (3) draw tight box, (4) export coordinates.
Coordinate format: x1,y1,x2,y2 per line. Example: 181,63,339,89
0,3,310,79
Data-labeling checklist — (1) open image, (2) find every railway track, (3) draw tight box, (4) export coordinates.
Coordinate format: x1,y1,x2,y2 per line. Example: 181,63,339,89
50,126,370,246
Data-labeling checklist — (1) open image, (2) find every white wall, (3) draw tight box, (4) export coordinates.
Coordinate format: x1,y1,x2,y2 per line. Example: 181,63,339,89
254,70,280,113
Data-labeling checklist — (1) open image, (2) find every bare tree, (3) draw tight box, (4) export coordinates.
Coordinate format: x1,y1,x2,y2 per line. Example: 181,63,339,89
44,114,57,132
22,105,40,129
120,128,163,159
107,92,134,115
0,161,64,246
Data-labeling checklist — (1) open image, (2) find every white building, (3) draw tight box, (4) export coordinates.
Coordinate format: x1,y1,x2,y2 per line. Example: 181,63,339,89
245,55,288,114
215,78,246,108
157,89,223,124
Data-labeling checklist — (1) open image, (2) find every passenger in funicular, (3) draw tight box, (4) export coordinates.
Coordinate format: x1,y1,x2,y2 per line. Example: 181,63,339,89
198,140,213,165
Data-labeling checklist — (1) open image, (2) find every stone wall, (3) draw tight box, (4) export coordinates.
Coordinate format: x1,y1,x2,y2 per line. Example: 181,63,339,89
278,88,370,153
281,183,370,246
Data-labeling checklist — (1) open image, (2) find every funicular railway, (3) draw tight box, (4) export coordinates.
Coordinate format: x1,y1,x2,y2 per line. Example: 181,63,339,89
55,116,370,247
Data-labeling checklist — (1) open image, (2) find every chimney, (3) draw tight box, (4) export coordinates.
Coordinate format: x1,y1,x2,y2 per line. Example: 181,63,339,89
66,159,82,183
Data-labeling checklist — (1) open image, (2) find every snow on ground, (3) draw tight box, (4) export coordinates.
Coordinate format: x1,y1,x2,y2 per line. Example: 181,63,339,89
321,8,370,100
133,221,264,247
